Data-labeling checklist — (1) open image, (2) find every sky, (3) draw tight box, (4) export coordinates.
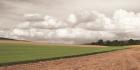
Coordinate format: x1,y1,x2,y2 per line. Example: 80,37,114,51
0,0,140,44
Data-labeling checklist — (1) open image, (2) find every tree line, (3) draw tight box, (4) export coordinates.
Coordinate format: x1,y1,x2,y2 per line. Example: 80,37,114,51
86,39,140,46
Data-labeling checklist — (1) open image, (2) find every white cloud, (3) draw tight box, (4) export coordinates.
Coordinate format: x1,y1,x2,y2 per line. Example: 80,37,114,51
1,9,140,44
112,9,140,39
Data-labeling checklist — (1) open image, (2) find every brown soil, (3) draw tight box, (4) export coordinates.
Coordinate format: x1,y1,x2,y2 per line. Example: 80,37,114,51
0,46,140,70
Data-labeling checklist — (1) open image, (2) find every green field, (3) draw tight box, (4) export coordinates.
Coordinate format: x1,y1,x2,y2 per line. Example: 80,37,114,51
0,42,127,66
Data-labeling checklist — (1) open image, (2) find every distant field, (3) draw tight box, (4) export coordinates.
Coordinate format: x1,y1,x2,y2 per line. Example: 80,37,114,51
0,41,127,66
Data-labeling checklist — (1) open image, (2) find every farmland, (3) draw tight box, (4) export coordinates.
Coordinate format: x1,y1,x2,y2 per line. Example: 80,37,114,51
0,41,127,66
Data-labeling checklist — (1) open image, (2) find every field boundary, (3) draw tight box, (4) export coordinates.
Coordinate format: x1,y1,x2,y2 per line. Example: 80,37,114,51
0,47,128,67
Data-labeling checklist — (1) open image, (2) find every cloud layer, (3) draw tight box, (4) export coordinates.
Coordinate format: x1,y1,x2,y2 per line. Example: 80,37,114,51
1,9,140,44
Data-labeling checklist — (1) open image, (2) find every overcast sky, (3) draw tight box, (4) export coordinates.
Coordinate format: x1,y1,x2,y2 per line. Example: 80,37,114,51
1,0,140,26
0,0,140,43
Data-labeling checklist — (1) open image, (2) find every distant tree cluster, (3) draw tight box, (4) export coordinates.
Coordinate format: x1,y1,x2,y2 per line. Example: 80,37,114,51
0,37,15,40
86,39,140,46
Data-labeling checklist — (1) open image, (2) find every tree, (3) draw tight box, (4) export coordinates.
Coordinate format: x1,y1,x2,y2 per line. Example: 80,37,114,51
112,40,119,46
97,39,104,45
105,40,111,46
128,39,134,45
